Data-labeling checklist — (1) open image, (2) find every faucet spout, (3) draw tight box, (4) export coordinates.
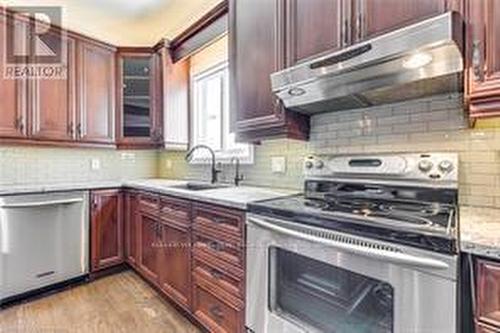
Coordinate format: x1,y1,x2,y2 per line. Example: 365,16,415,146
185,145,221,184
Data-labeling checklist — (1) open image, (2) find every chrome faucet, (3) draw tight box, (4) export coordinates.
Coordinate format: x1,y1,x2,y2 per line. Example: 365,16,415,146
231,157,244,186
185,144,221,184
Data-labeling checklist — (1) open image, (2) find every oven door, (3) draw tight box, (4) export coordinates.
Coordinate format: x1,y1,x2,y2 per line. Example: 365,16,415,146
246,214,458,333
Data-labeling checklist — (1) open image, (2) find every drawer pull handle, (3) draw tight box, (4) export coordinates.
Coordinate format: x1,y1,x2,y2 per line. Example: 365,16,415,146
209,305,224,321
213,217,228,224
208,241,224,252
210,269,224,280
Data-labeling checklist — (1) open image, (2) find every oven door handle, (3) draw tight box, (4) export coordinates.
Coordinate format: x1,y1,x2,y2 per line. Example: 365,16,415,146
248,216,449,270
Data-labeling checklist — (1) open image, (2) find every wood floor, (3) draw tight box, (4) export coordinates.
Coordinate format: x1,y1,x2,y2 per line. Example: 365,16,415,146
0,271,201,333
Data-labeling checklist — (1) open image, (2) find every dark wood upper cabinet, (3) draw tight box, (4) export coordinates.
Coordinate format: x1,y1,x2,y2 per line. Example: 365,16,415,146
286,0,348,66
466,0,500,118
354,0,448,42
31,34,76,141
229,0,309,142
116,49,163,149
76,40,116,144
90,189,124,272
0,13,28,139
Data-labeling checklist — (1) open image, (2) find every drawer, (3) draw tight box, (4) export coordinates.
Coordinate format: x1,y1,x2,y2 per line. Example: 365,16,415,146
193,282,243,333
193,233,243,268
193,204,244,239
193,258,244,299
159,196,190,224
139,193,160,213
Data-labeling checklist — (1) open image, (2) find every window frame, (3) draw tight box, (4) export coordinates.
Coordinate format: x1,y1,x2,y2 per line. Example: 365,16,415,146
189,61,253,165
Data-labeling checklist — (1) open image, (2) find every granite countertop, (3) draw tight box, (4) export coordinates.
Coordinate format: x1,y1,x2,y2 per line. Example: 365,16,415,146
124,179,298,210
0,179,297,210
460,205,500,260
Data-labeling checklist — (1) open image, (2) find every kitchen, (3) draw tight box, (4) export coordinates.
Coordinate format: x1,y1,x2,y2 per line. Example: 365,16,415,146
0,0,499,332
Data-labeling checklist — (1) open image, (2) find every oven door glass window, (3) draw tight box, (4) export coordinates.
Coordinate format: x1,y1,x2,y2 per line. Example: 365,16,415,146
269,248,393,333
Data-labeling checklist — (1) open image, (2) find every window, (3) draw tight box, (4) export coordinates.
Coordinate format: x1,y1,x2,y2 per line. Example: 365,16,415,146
189,37,253,164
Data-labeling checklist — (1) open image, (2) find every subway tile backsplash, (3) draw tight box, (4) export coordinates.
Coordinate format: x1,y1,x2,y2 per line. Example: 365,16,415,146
160,93,500,209
0,147,158,186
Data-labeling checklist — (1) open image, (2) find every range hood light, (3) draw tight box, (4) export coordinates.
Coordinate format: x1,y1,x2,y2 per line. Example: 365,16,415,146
402,52,433,69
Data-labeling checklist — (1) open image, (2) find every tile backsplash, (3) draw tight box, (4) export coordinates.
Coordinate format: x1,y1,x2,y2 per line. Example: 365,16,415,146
0,147,158,186
159,93,500,209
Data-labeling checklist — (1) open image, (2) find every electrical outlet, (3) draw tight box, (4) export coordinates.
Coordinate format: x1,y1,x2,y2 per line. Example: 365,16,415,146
271,156,286,173
90,158,101,171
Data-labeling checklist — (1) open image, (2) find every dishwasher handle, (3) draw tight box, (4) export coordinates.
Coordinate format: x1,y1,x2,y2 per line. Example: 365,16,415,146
248,216,450,270
0,198,84,209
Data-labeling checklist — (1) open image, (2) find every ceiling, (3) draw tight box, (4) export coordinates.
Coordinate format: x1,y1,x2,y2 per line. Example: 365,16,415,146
2,0,224,46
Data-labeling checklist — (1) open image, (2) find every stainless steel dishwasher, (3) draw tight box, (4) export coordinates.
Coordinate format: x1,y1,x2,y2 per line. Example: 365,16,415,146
0,191,89,303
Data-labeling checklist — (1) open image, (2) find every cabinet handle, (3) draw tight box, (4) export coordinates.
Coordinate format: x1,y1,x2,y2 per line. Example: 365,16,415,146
17,116,24,133
210,268,224,280
209,305,224,321
76,123,82,139
343,19,349,45
356,12,363,41
68,122,74,136
208,241,224,252
212,217,228,225
472,40,483,82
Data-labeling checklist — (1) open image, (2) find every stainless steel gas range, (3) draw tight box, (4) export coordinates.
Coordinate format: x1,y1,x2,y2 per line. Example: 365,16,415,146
246,153,459,333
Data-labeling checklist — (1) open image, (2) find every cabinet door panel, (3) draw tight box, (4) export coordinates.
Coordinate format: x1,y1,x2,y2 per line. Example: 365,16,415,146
77,41,115,143
0,14,27,138
159,221,191,309
287,0,345,65
139,213,160,282
124,191,139,267
31,36,76,141
357,0,447,41
90,190,123,272
231,0,286,129
467,0,500,117
476,259,500,328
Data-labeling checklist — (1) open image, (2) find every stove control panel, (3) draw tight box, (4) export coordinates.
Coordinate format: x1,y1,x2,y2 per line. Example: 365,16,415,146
304,153,458,184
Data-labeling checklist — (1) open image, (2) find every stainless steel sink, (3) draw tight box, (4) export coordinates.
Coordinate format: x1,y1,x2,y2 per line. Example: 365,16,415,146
170,182,231,191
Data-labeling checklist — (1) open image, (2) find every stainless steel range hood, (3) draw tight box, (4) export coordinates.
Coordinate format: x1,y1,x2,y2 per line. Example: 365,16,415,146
271,12,464,114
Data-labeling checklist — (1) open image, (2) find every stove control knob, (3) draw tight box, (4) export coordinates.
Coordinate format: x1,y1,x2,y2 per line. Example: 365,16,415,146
438,160,454,173
315,160,324,169
418,159,433,173
305,161,314,169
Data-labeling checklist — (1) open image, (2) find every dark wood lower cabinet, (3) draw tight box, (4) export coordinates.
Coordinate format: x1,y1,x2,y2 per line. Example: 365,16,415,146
476,259,500,330
115,190,246,332
158,220,191,310
138,212,161,283
90,189,124,272
124,191,139,267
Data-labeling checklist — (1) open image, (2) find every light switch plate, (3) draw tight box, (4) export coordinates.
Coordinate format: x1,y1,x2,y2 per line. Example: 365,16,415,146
271,156,286,173
90,158,101,171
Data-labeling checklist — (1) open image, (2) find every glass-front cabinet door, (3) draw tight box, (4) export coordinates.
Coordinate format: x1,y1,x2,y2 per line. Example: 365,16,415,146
117,51,161,148
269,248,394,333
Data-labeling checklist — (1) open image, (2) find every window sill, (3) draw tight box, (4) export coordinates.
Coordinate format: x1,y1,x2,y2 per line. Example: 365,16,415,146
188,146,254,165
